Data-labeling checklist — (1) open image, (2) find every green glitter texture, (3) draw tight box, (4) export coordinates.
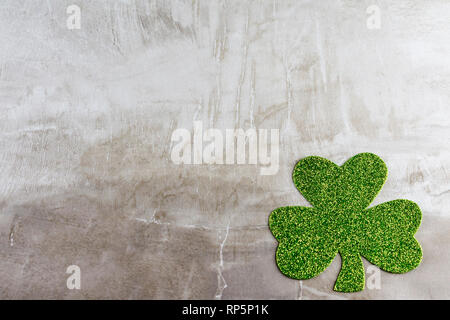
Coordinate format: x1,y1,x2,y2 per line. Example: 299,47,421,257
269,153,422,293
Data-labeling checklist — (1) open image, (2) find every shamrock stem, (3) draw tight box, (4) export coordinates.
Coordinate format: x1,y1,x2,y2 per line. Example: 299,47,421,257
334,250,365,292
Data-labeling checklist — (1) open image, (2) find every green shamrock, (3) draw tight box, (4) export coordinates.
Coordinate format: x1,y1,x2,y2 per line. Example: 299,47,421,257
269,153,422,292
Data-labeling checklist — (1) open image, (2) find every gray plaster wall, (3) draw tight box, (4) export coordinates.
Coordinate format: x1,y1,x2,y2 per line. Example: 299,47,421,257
0,0,449,299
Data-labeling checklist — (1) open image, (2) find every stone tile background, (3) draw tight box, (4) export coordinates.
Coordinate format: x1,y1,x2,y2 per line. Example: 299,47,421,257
0,0,449,299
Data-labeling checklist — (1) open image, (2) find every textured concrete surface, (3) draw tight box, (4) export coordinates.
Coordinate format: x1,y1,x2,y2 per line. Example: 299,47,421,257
0,0,449,299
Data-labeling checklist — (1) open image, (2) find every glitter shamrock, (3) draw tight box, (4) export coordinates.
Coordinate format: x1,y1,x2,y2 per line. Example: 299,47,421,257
269,153,423,292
